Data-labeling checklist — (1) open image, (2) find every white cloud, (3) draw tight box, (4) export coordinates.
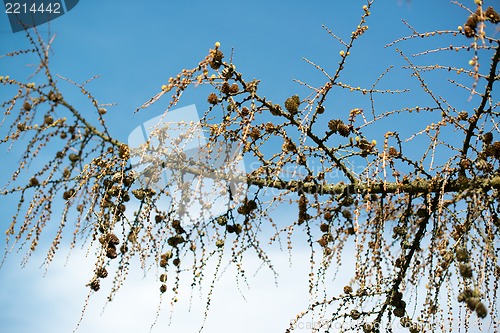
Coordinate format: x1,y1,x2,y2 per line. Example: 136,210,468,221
0,236,492,333
0,245,320,333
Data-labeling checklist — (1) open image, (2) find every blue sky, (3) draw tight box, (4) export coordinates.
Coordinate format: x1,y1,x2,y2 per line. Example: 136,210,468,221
0,1,496,332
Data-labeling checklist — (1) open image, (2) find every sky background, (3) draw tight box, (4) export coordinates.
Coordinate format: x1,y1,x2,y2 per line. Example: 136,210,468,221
0,1,497,332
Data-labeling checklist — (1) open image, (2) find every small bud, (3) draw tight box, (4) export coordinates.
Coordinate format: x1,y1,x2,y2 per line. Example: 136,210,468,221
350,309,361,320
29,177,39,186
344,285,353,294
475,302,487,318
89,279,100,292
207,93,218,105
